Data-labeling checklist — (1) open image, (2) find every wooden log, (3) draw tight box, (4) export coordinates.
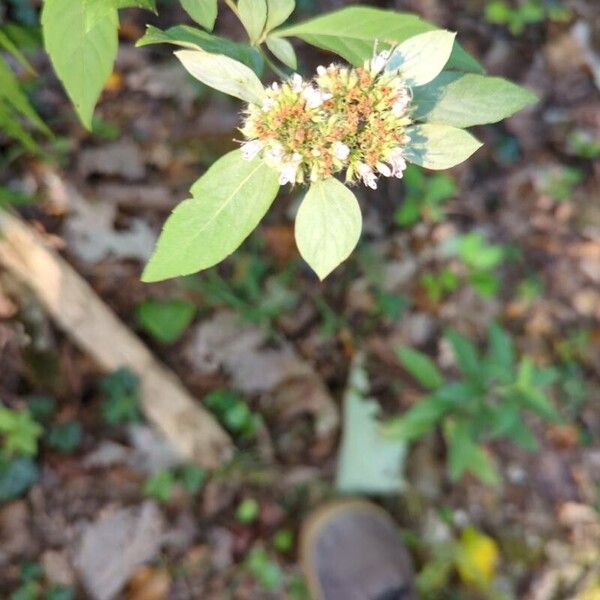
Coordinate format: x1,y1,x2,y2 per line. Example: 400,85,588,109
0,209,233,468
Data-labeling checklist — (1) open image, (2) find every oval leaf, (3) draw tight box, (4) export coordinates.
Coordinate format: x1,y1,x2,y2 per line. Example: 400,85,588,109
395,346,444,390
42,0,119,129
136,25,264,74
386,30,456,86
265,0,295,32
274,6,482,73
412,72,538,127
266,36,297,69
238,0,267,43
142,150,280,282
180,0,218,31
295,178,362,280
405,123,483,170
175,48,265,104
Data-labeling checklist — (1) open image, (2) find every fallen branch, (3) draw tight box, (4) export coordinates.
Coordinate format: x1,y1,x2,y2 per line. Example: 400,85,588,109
0,209,233,468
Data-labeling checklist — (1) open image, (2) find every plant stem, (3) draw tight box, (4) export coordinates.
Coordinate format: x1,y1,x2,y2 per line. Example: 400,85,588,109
260,48,288,79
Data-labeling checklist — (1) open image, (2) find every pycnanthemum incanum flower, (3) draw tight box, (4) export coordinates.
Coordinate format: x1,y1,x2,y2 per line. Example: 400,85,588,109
239,50,412,189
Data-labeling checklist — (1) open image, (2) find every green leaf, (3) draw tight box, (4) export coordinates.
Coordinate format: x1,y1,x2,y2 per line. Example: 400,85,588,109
136,25,264,74
395,346,444,390
135,298,196,343
294,177,362,280
386,30,456,86
445,329,480,378
382,395,448,440
487,323,514,373
404,124,482,170
143,469,175,503
112,0,157,10
46,421,83,453
180,0,218,30
236,498,260,523
143,150,280,282
0,29,34,73
0,458,39,501
265,36,297,69
174,48,266,104
273,6,483,73
444,419,500,485
0,57,51,135
412,72,538,128
41,0,119,129
238,0,267,43
265,0,295,32
0,102,37,151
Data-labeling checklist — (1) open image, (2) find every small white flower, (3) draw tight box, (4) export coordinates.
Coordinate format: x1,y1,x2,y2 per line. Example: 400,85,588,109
264,142,285,167
271,82,280,91
262,97,276,112
388,148,407,178
291,73,304,92
357,163,378,189
370,50,390,75
377,162,392,177
240,139,264,161
392,97,410,116
316,65,327,76
303,85,333,109
332,141,350,161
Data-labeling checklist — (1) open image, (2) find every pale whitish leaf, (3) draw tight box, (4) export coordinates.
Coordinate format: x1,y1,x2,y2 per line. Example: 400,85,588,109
175,49,266,104
386,30,456,86
336,354,406,494
274,6,483,73
404,123,482,170
180,0,218,31
42,0,118,129
136,25,264,74
295,177,362,280
238,0,267,43
412,72,538,127
265,36,297,69
142,150,279,282
265,0,295,32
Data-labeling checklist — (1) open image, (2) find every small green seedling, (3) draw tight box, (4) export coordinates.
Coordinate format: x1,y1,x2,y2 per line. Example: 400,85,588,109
0,405,43,457
236,498,260,524
100,368,142,425
272,528,295,553
395,165,457,227
567,129,600,159
204,390,262,440
485,0,571,35
179,464,207,494
451,232,507,298
540,166,584,202
135,298,196,344
245,546,283,592
421,268,460,304
384,324,561,484
46,421,83,454
143,469,176,503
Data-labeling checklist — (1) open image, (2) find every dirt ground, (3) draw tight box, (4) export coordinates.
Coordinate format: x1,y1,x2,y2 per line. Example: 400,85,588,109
0,0,599,598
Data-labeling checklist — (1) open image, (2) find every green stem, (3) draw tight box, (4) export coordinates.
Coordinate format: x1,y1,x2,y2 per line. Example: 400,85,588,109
260,47,288,79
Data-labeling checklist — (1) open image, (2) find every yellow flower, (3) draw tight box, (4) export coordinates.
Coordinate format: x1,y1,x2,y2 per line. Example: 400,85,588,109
455,527,500,587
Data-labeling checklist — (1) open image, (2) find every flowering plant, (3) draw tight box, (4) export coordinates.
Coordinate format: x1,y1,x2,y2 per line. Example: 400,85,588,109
42,2,534,282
